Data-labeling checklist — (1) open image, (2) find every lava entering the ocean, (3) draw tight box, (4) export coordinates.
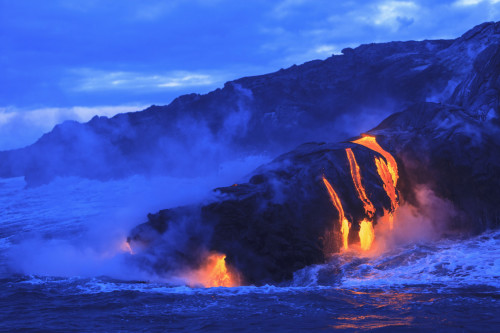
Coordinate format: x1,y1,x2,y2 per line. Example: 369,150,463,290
322,175,351,250
359,219,375,251
322,135,400,252
187,253,240,288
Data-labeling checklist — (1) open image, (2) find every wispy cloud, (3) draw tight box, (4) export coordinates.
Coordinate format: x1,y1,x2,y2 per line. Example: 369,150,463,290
261,0,500,68
314,45,340,55
133,2,179,21
279,43,345,66
72,69,222,92
454,0,500,6
273,0,307,18
358,1,420,31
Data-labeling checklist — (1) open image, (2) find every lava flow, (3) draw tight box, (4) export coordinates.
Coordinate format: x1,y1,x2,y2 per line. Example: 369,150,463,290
352,135,399,230
322,135,400,252
374,156,398,229
322,175,351,250
351,135,398,185
346,148,375,218
345,148,377,250
188,253,240,288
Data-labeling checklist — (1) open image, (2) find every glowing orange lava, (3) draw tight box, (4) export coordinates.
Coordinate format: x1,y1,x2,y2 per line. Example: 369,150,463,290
352,135,398,186
352,135,399,230
190,253,240,288
375,156,398,229
322,175,350,250
340,218,350,251
359,219,375,251
322,136,400,252
346,148,375,218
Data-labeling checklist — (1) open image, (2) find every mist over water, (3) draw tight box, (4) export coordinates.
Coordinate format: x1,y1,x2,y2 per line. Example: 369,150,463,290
0,151,270,279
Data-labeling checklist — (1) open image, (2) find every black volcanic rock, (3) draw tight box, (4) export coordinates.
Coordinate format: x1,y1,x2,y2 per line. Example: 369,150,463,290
129,99,500,284
129,141,395,284
1,22,500,186
372,103,500,232
202,143,394,283
127,22,500,285
451,43,500,121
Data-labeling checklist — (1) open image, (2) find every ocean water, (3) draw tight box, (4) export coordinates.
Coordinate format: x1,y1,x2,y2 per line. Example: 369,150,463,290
0,176,499,332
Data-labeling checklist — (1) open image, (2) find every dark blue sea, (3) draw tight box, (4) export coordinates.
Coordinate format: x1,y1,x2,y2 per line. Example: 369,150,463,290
1,176,499,332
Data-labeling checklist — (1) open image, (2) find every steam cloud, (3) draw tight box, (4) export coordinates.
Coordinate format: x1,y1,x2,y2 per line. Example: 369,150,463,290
371,185,460,255
4,90,270,282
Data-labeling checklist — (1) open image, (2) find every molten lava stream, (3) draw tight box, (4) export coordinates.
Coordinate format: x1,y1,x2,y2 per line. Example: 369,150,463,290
375,157,398,229
322,175,350,250
189,253,240,288
345,148,378,251
352,135,400,230
345,148,375,218
351,135,398,186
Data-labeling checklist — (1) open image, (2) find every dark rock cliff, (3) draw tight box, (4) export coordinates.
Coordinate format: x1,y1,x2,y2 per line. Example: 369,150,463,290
127,22,500,285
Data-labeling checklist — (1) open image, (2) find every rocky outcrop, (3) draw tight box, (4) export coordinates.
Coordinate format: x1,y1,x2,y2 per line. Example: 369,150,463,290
129,99,500,284
2,22,500,186
128,22,500,285
450,43,500,121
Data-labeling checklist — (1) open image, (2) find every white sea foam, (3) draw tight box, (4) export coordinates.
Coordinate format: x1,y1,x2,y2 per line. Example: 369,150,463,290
338,230,500,288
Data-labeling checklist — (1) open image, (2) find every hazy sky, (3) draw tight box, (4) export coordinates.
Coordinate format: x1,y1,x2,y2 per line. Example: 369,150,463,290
1,0,500,149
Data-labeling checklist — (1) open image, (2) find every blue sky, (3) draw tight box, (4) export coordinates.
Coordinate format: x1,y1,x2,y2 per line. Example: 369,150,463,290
1,0,500,149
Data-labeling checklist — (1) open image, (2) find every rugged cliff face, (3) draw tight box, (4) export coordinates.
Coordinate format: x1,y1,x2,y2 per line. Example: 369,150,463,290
127,22,500,285
128,103,500,284
1,22,499,186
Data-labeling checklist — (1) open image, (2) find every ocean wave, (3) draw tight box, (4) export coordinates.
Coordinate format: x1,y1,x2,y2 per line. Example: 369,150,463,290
293,230,500,289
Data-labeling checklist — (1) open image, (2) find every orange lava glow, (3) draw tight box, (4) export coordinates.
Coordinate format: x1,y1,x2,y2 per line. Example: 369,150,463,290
322,175,350,250
322,136,400,252
346,148,375,218
375,156,399,229
120,241,134,254
341,218,350,250
353,135,399,231
352,135,398,186
190,253,240,288
359,219,375,251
